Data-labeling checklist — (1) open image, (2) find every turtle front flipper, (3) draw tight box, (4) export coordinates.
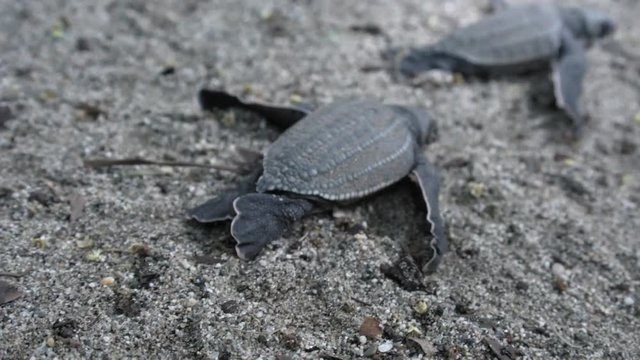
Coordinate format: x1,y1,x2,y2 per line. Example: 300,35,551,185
410,154,447,274
552,31,588,137
231,194,314,260
188,170,261,222
198,89,313,129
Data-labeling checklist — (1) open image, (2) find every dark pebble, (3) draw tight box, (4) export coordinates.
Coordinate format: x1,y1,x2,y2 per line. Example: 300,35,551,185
279,332,299,350
349,23,384,36
515,280,529,291
220,300,239,314
218,348,231,360
380,256,425,291
454,302,473,315
113,291,143,317
0,106,13,129
28,190,59,207
52,318,77,338
76,37,91,51
618,138,637,155
0,187,13,198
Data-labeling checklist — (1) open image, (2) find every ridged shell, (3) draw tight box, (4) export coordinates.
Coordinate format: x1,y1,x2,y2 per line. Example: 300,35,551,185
434,3,564,66
256,100,417,201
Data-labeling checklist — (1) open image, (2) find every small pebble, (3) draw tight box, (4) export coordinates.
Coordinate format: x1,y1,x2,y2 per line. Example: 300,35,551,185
76,239,93,249
467,181,485,198
358,335,367,345
359,317,383,338
289,94,303,103
414,301,428,315
85,250,103,262
551,263,569,292
46,337,55,347
130,244,150,256
624,297,635,306
32,238,47,249
159,166,175,174
354,233,367,241
416,69,454,85
378,341,393,353
551,263,567,278
406,324,422,337
221,112,236,127
51,23,64,39
332,209,348,218
553,278,568,292
100,277,115,286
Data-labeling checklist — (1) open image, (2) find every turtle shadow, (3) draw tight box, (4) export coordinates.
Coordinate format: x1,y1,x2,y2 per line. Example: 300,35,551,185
402,66,577,139
456,72,577,140
183,177,432,266
360,177,428,250
524,77,578,140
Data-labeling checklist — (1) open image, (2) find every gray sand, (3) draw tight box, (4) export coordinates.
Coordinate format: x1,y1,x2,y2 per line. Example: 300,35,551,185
1,0,639,358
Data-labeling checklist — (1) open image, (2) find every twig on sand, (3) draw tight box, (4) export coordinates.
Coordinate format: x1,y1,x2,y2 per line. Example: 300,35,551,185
0,271,27,278
83,157,244,173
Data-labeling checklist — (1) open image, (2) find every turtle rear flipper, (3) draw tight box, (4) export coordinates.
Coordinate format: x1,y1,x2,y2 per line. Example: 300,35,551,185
552,30,587,136
410,154,447,274
189,191,243,222
396,47,455,79
198,89,313,129
396,48,444,78
396,48,481,80
231,194,314,260
188,170,261,222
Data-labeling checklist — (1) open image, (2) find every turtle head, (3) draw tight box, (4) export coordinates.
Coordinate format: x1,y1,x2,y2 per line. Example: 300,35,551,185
582,9,615,39
562,7,615,41
390,105,438,145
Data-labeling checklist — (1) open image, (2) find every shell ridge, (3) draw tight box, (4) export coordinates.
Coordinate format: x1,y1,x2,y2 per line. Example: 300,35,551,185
275,103,379,165
260,101,418,201
438,4,563,65
324,131,413,188
311,115,404,175
276,106,403,178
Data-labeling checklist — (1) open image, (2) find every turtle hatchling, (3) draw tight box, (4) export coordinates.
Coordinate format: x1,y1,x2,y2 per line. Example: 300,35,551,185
392,2,615,135
189,89,447,273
